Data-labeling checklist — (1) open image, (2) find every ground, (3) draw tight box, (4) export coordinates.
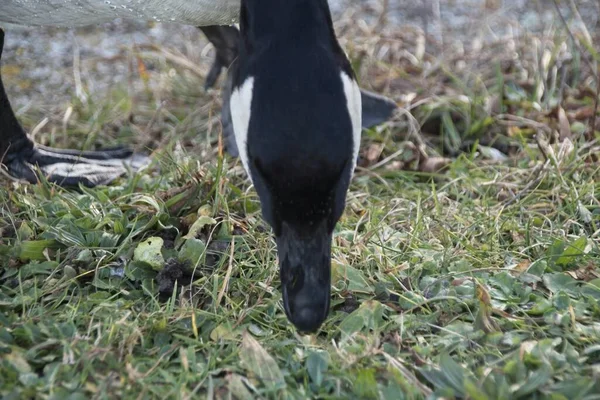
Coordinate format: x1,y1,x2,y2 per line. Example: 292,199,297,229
1,1,600,399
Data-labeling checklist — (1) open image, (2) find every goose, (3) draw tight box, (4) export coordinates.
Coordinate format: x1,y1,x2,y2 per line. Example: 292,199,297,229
0,0,396,332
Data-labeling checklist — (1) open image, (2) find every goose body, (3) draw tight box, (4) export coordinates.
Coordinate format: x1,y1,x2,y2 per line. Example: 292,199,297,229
0,0,239,27
0,0,397,332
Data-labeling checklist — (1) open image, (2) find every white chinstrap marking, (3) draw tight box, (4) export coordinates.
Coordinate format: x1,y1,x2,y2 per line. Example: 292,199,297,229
230,76,255,180
340,72,362,177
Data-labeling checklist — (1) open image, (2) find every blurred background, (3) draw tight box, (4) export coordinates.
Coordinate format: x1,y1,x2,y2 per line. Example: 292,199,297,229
2,0,599,164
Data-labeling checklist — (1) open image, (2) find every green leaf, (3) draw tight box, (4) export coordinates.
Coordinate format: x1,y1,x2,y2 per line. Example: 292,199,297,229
588,278,600,289
582,280,600,299
75,249,93,264
306,350,329,386
439,353,467,395
380,380,407,400
4,348,32,374
353,368,378,399
18,240,59,262
20,261,58,279
361,300,385,330
339,312,364,337
420,369,452,393
556,237,589,266
183,216,216,240
420,354,476,397
542,273,580,297
332,263,373,293
526,260,547,277
239,332,286,390
553,291,571,310
113,219,125,235
178,238,206,268
125,260,157,281
442,111,461,152
338,300,385,338
513,364,552,397
465,380,490,400
210,323,238,342
19,372,39,387
546,239,567,265
528,297,552,315
17,222,34,240
549,377,594,398
133,237,165,270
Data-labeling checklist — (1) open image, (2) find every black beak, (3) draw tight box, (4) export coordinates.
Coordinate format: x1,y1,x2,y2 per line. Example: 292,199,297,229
276,221,332,333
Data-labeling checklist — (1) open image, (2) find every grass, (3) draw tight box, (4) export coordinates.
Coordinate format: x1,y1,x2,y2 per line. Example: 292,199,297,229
2,4,600,399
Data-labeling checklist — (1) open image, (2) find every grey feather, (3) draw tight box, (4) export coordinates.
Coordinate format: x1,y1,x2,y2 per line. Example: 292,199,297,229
0,0,240,28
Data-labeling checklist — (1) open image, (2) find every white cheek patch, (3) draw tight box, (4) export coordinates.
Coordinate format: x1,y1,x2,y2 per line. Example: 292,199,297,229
340,72,362,177
230,76,255,180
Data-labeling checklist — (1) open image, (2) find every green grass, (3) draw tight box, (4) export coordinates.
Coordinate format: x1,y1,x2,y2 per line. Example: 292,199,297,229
2,23,600,400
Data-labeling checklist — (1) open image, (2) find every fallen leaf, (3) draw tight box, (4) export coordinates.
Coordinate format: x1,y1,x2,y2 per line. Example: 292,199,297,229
183,215,217,240
418,157,451,173
514,260,531,273
363,143,384,165
474,281,500,333
557,138,575,164
557,106,572,141
567,262,599,282
573,106,594,120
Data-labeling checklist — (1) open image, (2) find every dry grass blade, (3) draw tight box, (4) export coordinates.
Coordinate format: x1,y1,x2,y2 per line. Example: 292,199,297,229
216,236,235,308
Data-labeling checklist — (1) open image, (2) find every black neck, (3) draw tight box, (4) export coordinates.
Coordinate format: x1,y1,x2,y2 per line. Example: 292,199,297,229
240,0,336,48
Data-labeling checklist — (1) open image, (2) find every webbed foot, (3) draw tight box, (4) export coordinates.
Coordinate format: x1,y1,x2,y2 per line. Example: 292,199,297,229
4,144,149,187
198,25,240,91
0,28,149,187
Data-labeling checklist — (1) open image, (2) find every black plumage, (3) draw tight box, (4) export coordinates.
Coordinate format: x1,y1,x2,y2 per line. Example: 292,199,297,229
230,0,362,332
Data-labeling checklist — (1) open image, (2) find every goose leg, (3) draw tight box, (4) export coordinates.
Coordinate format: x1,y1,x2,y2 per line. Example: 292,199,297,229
198,25,397,158
0,29,149,187
197,25,241,157
198,25,240,91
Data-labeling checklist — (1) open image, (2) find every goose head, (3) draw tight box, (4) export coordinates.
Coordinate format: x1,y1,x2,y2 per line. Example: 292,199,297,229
230,0,361,332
